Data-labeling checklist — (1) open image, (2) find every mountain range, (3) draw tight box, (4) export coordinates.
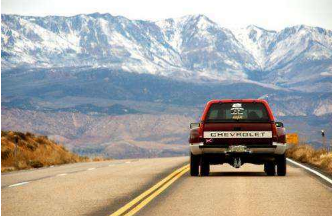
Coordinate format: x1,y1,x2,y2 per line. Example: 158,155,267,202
1,13,332,158
2,13,332,92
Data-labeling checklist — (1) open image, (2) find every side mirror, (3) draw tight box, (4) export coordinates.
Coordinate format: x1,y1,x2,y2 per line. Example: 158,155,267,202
190,123,200,129
275,122,284,128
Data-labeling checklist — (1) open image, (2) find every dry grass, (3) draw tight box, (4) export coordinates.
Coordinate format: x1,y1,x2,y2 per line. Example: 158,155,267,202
1,131,91,172
286,144,332,173
92,156,105,162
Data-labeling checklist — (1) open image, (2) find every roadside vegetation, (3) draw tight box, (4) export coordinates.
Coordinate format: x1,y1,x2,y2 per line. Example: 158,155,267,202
1,131,102,172
286,144,332,174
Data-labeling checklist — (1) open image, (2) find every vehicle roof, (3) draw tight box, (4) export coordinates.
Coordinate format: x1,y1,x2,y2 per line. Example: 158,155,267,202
207,99,268,104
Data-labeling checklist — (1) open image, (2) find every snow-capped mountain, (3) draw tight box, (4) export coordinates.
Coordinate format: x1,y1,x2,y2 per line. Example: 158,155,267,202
2,13,332,91
231,25,276,69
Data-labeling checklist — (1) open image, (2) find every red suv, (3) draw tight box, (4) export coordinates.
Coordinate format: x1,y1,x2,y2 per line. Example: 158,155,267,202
189,99,287,176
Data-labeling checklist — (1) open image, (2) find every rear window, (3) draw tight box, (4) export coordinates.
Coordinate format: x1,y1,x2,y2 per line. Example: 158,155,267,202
205,102,270,122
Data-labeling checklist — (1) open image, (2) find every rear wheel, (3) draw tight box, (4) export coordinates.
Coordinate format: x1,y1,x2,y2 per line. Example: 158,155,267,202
276,154,287,176
264,162,275,176
190,153,199,176
200,157,210,176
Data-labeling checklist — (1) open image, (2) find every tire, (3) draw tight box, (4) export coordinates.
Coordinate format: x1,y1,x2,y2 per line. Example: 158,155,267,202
190,153,199,176
276,154,287,176
264,162,275,176
200,157,210,176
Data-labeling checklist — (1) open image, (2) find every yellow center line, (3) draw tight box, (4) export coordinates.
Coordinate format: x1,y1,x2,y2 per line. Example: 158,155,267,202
125,167,189,216
110,164,189,216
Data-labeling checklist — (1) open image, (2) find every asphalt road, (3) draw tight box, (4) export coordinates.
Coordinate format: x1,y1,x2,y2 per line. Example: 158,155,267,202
139,162,332,216
2,157,332,216
1,157,188,216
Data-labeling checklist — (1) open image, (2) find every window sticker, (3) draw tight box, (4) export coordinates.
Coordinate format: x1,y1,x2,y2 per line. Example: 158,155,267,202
231,103,244,120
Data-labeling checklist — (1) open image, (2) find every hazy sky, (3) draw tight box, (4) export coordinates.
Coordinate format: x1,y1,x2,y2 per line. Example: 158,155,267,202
2,0,332,30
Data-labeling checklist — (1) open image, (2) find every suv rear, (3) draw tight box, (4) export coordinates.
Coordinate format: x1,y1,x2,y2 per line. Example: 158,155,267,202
189,99,287,177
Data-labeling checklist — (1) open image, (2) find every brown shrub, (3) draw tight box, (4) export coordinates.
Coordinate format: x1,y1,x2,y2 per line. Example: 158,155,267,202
1,131,90,172
25,132,34,138
92,157,104,162
287,144,332,173
28,160,44,168
35,136,48,145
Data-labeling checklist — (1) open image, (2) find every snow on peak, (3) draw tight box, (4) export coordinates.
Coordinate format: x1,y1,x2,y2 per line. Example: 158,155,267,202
231,25,275,68
1,13,332,92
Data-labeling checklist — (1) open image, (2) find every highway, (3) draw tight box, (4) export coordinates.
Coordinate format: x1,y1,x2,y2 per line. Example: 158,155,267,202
1,157,332,216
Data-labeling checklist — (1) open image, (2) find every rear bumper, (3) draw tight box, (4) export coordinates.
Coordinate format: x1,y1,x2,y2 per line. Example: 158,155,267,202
190,142,288,155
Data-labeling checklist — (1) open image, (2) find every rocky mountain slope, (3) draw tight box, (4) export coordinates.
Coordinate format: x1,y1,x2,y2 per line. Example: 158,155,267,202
2,13,332,91
1,13,332,158
2,67,331,116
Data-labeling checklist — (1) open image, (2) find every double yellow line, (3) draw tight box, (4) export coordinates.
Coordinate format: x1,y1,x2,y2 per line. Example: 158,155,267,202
110,164,189,216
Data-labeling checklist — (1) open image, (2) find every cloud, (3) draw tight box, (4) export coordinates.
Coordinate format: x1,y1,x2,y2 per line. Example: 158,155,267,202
320,72,332,76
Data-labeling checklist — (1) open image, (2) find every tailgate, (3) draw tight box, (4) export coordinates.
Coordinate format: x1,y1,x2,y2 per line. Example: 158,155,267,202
203,122,273,146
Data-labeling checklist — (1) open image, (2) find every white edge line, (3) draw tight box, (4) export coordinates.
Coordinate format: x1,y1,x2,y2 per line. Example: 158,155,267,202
56,173,67,177
287,158,332,185
8,182,29,187
87,168,96,171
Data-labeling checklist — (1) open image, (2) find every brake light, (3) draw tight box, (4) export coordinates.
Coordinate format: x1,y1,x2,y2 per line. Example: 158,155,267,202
271,123,278,142
198,123,203,138
189,123,204,144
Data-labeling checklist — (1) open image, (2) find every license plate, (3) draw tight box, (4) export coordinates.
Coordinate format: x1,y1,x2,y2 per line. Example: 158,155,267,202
227,145,249,153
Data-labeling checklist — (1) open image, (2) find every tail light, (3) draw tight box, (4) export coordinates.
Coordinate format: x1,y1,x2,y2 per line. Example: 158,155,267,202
271,123,278,142
189,123,204,144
